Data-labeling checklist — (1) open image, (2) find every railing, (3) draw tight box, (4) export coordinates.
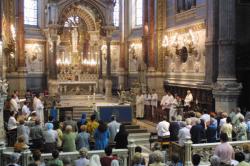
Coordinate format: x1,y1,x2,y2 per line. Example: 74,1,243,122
0,146,128,166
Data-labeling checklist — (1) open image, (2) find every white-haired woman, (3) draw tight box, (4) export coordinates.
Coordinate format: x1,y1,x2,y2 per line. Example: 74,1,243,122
89,154,102,166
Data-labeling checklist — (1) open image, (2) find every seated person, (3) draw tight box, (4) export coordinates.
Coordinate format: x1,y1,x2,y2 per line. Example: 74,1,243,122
156,116,170,139
14,135,29,152
192,154,201,166
7,153,21,166
48,150,63,166
29,150,45,166
74,148,89,166
100,146,117,166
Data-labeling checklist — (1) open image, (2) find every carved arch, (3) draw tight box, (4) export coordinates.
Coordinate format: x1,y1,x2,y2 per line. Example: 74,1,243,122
58,6,96,31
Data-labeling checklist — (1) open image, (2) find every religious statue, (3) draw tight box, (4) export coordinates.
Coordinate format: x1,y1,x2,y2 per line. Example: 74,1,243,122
72,27,78,53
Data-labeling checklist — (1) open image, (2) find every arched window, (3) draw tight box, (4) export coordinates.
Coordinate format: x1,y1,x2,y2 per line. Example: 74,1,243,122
113,0,120,27
24,0,38,25
135,0,143,26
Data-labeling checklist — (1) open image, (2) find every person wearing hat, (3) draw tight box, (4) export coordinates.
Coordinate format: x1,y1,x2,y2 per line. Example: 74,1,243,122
74,148,90,166
7,153,21,166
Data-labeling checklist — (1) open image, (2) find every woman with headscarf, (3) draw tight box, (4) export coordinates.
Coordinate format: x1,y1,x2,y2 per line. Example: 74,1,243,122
43,123,58,153
94,121,110,150
77,113,87,131
62,125,77,152
89,154,102,166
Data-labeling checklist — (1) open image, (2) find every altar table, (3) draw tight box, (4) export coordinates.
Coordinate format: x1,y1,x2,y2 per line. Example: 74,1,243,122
96,103,133,123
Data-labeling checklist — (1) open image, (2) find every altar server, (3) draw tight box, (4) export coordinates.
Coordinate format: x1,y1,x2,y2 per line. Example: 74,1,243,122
136,91,145,119
169,94,182,121
144,90,152,120
161,91,174,120
13,90,21,110
151,89,158,119
33,93,44,124
22,101,30,119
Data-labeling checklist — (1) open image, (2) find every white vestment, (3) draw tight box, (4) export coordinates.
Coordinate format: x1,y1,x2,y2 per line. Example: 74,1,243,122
136,95,145,118
33,97,44,124
161,94,174,110
169,98,178,121
184,93,193,107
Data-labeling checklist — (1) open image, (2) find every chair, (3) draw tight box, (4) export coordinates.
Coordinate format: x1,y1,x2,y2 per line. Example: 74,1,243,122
149,132,158,149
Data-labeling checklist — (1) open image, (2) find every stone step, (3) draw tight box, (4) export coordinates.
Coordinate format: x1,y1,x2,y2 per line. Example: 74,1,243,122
124,125,140,129
128,132,151,139
126,128,148,133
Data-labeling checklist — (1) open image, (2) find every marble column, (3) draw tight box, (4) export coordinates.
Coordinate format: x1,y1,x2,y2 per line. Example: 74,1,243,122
204,0,219,84
105,36,112,100
148,0,155,71
212,0,242,113
16,0,27,95
106,37,111,80
142,0,149,65
103,25,115,100
98,47,104,93
48,33,58,95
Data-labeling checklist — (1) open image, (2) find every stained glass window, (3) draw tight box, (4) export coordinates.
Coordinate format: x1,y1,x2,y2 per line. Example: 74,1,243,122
24,0,38,25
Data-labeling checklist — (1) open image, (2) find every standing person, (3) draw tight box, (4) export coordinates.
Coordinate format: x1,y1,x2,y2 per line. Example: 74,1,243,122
178,121,191,146
30,119,44,150
74,148,89,166
169,116,181,142
75,125,90,150
86,114,99,140
33,93,44,124
144,90,152,120
247,118,250,140
114,124,128,149
236,117,247,141
160,91,174,121
169,94,181,121
77,113,87,131
206,118,217,143
184,90,193,110
151,89,158,120
64,116,78,132
17,119,30,144
221,117,233,141
108,115,120,143
22,101,30,119
10,95,19,113
232,107,244,128
43,123,58,153
136,90,145,119
214,133,235,165
94,121,110,150
13,90,21,110
62,125,77,152
190,119,205,144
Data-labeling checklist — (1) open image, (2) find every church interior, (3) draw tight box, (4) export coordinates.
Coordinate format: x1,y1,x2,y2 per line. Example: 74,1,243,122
0,0,250,166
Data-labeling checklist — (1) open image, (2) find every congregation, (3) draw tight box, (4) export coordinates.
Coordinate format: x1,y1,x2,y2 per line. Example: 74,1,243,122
4,89,250,166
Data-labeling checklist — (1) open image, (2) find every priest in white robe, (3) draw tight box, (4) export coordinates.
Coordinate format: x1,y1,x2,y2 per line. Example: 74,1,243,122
136,91,145,119
33,93,44,124
151,89,158,119
161,91,174,121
